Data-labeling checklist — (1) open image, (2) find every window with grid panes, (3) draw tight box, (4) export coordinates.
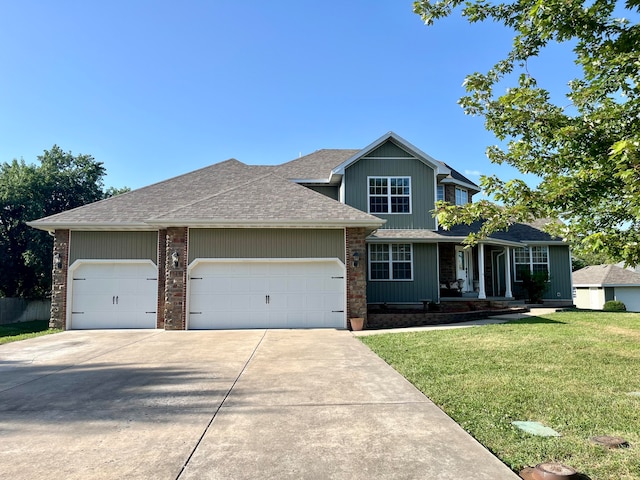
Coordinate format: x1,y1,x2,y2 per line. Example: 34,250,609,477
368,177,411,213
514,246,549,281
368,244,413,280
455,187,468,205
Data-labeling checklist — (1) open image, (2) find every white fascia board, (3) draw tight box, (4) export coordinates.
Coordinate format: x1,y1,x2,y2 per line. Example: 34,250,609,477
332,132,450,176
145,218,386,229
523,240,567,246
482,238,527,248
290,178,332,184
27,221,154,231
439,178,481,192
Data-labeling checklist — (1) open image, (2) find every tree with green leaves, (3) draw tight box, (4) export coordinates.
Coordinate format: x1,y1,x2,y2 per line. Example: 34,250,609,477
414,0,640,266
0,146,128,298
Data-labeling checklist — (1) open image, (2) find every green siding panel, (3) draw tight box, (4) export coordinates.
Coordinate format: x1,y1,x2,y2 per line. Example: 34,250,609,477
367,141,413,158
188,228,345,263
70,231,158,264
367,243,438,303
344,157,436,229
306,185,340,200
547,245,572,299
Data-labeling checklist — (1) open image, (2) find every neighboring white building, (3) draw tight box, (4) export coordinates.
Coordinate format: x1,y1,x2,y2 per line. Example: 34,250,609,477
573,264,640,312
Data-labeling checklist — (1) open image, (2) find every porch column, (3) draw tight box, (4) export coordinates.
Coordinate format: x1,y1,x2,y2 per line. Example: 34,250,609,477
477,243,486,299
504,246,513,299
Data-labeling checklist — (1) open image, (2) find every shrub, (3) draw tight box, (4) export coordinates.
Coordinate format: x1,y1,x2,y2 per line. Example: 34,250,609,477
603,300,626,312
521,270,549,303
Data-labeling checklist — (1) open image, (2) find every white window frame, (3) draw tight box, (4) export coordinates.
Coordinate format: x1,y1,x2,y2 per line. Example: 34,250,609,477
368,243,414,281
367,176,412,214
436,185,445,202
455,187,468,205
513,246,550,281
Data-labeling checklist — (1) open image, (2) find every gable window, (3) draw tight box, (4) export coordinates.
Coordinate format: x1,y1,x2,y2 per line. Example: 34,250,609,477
514,246,549,281
369,243,413,281
368,177,411,214
455,187,468,205
436,185,444,202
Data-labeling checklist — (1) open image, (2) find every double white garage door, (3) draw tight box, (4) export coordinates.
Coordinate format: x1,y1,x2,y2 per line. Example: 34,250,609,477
70,260,345,329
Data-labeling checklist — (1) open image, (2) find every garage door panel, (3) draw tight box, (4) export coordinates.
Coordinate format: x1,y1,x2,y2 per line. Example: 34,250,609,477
188,260,345,329
71,262,158,329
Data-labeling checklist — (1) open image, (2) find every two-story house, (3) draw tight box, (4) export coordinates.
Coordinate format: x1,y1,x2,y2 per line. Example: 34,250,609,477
29,132,573,330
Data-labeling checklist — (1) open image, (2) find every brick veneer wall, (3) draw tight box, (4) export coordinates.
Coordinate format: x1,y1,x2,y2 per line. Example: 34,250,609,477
346,227,367,329
439,243,456,284
156,229,167,328
50,229,70,329
164,227,187,330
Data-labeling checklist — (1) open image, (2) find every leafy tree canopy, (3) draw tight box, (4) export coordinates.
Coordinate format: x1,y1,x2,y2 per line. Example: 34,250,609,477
414,0,640,266
0,146,128,298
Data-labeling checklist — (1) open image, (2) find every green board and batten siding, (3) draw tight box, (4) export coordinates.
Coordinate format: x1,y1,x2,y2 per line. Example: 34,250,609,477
547,245,573,299
344,143,436,230
305,185,340,201
367,243,439,304
188,228,345,263
69,231,158,264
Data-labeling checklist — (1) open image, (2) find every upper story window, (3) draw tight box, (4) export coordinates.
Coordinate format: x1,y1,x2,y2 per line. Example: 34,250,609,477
368,177,411,214
436,185,445,202
369,243,413,281
455,187,468,205
514,246,549,281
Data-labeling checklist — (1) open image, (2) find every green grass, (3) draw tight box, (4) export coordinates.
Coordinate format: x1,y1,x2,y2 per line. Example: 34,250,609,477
360,311,640,480
0,320,61,345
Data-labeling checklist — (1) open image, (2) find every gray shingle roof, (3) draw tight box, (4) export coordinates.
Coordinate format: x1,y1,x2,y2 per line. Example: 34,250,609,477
441,218,561,243
148,172,383,225
273,149,358,180
573,264,640,286
368,221,558,246
438,161,479,191
29,159,383,229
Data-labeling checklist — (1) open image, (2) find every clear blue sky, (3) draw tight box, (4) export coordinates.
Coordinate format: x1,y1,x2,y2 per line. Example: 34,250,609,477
1,1,572,191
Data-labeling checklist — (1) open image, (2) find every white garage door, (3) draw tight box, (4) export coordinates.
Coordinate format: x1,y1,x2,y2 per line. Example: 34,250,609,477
615,287,640,312
188,260,345,329
70,262,158,329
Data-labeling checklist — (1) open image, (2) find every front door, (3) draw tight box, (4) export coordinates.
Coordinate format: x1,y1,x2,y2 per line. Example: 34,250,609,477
455,246,471,292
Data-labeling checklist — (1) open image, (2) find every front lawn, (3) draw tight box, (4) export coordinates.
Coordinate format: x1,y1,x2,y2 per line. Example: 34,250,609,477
360,311,640,480
0,320,61,345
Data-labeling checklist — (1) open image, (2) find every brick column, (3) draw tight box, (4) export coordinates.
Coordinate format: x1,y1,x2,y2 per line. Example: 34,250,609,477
50,229,70,329
346,227,367,329
164,227,187,330
156,229,167,329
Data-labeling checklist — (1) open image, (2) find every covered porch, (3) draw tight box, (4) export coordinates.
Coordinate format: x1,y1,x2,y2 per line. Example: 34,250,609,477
437,240,522,301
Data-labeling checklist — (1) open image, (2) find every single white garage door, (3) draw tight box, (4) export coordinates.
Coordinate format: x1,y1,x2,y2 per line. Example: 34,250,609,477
615,287,640,312
188,260,345,329
70,261,158,329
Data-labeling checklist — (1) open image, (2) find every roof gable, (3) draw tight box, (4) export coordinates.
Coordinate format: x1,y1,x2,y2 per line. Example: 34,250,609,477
333,132,449,176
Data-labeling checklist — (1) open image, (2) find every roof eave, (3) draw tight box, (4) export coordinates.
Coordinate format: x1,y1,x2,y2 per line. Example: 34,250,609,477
439,178,480,192
144,218,386,229
27,221,155,232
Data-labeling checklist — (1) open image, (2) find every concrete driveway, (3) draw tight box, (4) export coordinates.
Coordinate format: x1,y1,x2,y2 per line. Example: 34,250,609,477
0,329,519,480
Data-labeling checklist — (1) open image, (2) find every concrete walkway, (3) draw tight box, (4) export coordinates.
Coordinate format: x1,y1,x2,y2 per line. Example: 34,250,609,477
0,329,519,479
